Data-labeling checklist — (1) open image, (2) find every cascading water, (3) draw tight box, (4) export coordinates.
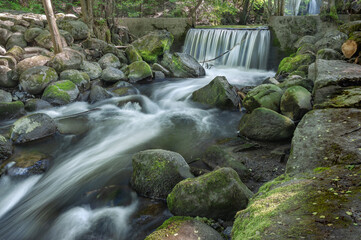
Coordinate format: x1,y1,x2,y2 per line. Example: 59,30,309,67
183,28,271,70
308,0,320,15
285,0,320,15
285,0,302,15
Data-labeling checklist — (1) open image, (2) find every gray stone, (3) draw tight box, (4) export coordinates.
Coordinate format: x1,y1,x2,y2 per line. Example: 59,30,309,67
152,63,171,76
24,27,43,43
0,135,12,164
161,52,205,78
0,101,25,121
242,84,283,112
19,66,58,95
294,35,317,49
98,53,121,69
280,86,312,121
0,89,12,102
0,28,12,46
58,20,89,40
16,55,50,74
0,66,17,88
89,85,112,103
6,32,27,50
80,61,102,80
153,71,165,80
25,99,52,112
101,67,126,83
48,49,83,73
317,48,343,60
127,61,153,83
278,75,314,92
315,30,348,52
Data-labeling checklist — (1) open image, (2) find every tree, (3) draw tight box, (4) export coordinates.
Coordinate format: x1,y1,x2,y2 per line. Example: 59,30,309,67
80,0,94,36
42,0,63,53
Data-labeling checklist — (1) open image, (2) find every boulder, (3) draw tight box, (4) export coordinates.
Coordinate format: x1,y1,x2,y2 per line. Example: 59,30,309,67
0,66,17,88
0,45,5,55
315,30,348,52
34,30,67,50
19,66,58,95
80,61,102,80
25,99,52,112
11,25,27,33
242,84,283,113
339,20,361,35
131,149,193,199
23,47,52,58
277,54,314,75
125,45,142,63
315,87,361,109
6,32,27,50
280,86,312,121
0,28,12,46
0,55,17,69
59,30,74,46
296,43,316,55
191,76,240,109
24,27,43,43
132,30,174,63
152,63,171,77
294,35,317,48
161,52,205,78
278,75,314,92
317,48,342,60
0,101,25,121
145,217,223,240
60,69,90,91
286,108,361,175
10,113,57,144
239,107,295,141
42,80,80,106
89,85,112,103
153,71,165,80
0,89,12,102
58,20,89,40
98,53,121,69
5,151,49,176
109,81,138,97
167,167,253,220
16,55,50,74
127,61,153,83
101,67,127,83
48,49,83,73
0,135,12,164
6,46,25,61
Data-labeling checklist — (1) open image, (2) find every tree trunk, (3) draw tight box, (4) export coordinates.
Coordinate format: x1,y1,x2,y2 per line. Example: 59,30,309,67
42,0,63,54
189,0,203,27
239,0,250,24
80,0,94,36
342,40,358,58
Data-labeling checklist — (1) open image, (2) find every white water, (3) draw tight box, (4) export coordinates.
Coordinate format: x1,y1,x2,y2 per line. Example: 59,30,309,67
183,28,270,70
285,0,320,15
308,0,320,15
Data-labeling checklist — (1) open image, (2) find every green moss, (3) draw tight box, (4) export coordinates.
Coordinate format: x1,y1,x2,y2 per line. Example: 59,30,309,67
55,80,76,91
113,87,129,96
277,54,314,75
43,85,70,102
289,70,306,78
145,216,193,240
0,101,24,120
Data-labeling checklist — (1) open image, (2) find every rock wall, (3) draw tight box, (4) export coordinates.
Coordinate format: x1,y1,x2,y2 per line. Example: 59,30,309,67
115,18,192,51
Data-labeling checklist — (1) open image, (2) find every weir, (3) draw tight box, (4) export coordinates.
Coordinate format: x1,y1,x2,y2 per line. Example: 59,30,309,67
183,28,271,70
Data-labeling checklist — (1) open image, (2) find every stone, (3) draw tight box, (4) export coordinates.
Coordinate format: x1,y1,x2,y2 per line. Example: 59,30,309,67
101,67,127,83
0,45,5,55
5,151,49,176
80,61,102,80
286,108,361,175
280,86,312,121
0,135,12,164
339,20,361,35
278,75,314,92
125,45,142,63
315,30,348,52
108,81,138,97
98,53,121,69
0,89,12,102
167,167,253,220
296,43,316,55
242,84,283,113
0,28,12,46
317,48,342,60
60,69,90,91
16,55,50,74
24,47,53,58
294,35,317,48
161,52,205,78
315,87,361,109
6,32,27,50
0,66,17,88
24,27,43,43
192,76,240,110
6,46,25,62
277,54,314,75
239,107,296,141
132,30,174,63
19,66,58,95
48,49,83,73
11,25,27,33
127,61,153,83
152,63,171,77
153,71,165,80
34,30,67,50
25,99,52,112
59,30,74,46
262,77,280,85
89,85,112,103
10,113,57,144
131,149,193,200
42,80,80,106
0,55,17,69
58,20,89,40
0,101,25,121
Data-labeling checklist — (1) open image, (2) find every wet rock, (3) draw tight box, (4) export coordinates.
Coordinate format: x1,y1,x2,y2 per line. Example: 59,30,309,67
98,53,121,69
0,28,12,46
145,217,223,240
317,48,342,60
0,89,12,102
20,66,58,95
242,84,283,113
42,80,80,106
80,61,102,80
280,86,312,121
101,67,126,83
167,167,253,220
161,52,205,78
125,45,142,63
277,54,314,76
315,30,348,52
89,85,112,103
58,20,89,40
0,135,12,164
278,75,314,92
25,99,52,112
239,107,295,141
48,49,83,73
16,55,50,74
128,61,153,83
131,149,193,200
60,69,90,91
152,63,171,77
24,27,43,43
0,65,17,88
6,32,27,50
10,113,57,144
0,101,25,121
108,81,138,97
153,71,165,80
6,151,49,176
192,76,240,110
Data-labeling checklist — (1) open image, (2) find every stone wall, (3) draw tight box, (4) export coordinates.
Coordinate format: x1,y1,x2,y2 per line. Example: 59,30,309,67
115,18,192,51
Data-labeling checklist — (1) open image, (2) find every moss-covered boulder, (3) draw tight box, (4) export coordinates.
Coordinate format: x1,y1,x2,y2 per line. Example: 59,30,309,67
0,28,12,46
6,32,27,50
125,45,142,63
98,53,121,69
16,55,50,74
24,27,43,43
48,49,83,73
0,65,17,88
315,30,348,52
280,86,312,121
294,35,317,48
132,30,174,63
278,75,314,92
127,61,153,83
58,20,89,40
7,46,25,61
80,61,102,80
339,20,361,35
89,85,112,104
277,54,314,75
191,76,240,110
167,167,253,220
101,67,126,83
145,216,223,240
131,149,193,200
286,108,361,175
161,52,205,78
10,113,57,144
34,30,67,50
317,48,342,60
20,66,58,95
5,151,49,176
25,99,52,112
0,89,12,103
60,69,90,91
42,80,79,106
242,84,283,113
314,87,361,109
0,135,12,164
239,108,295,141
108,81,138,97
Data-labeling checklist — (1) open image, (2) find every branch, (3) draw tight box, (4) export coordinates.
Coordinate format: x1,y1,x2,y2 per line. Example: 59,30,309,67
200,39,246,63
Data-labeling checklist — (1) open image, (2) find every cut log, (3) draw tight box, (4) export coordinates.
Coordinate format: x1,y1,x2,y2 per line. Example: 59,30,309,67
342,40,358,59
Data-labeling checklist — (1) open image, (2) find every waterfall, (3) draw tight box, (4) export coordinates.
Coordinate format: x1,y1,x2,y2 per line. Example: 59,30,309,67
285,0,302,15
183,28,271,70
308,0,320,15
285,0,320,15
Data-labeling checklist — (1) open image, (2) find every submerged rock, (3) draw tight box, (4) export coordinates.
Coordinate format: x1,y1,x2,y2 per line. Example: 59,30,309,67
242,84,283,113
127,61,153,83
42,80,79,106
280,86,312,121
5,151,49,176
0,101,25,121
167,167,253,220
25,99,52,112
0,135,12,164
19,66,58,95
161,52,205,78
131,149,193,200
108,81,137,97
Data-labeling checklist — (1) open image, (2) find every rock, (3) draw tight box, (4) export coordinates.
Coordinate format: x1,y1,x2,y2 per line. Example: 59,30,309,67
144,217,223,240
262,77,280,85
20,66,58,95
24,27,43,43
24,47,52,58
6,46,25,62
10,113,57,144
60,69,90,91
0,101,25,121
0,65,17,88
280,86,312,121
131,149,193,199
239,107,295,141
58,20,89,40
0,89,12,102
132,30,174,63
34,30,68,50
0,135,12,164
89,85,112,103
339,20,361,35
6,32,27,50
278,75,314,92
11,25,27,33
108,81,138,97
315,87,361,109
161,52,205,78
98,53,121,69
317,48,342,60
242,84,283,113
167,167,253,220
153,71,165,80
25,99,52,112
286,108,361,175
101,67,127,83
128,61,153,83
152,63,171,77
0,55,17,69
5,151,49,176
0,45,5,55
0,20,14,30
48,49,83,73
289,70,306,78
82,38,108,52
125,45,142,63
315,30,348,52
277,54,314,75
296,43,316,55
42,80,80,106
16,55,50,74
0,28,12,46
294,35,317,48
192,76,240,109
59,30,74,46
80,61,102,80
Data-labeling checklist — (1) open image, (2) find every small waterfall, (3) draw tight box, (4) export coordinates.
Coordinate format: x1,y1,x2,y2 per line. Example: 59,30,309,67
183,28,271,70
285,0,320,15
308,0,320,15
285,0,302,15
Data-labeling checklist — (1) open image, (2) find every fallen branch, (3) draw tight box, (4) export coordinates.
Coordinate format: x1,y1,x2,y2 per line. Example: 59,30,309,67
200,39,246,63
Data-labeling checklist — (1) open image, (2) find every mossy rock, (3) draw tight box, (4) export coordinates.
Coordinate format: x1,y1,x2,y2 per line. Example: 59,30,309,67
161,52,205,78
7,46,25,61
58,20,89,40
108,81,138,97
294,35,317,49
24,27,43,43
98,53,121,70
278,75,314,92
60,69,90,91
167,167,253,220
16,55,50,74
127,61,153,83
19,66,58,95
296,43,316,55
314,87,361,109
289,70,306,78
34,30,67,50
280,86,312,121
80,61,102,80
6,32,27,50
191,76,240,110
242,84,283,113
0,101,25,121
349,31,361,44
48,49,83,73
6,151,49,176
0,134,12,164
25,99,52,112
42,80,79,106
339,20,361,35
125,45,142,63
317,48,342,60
277,54,314,75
